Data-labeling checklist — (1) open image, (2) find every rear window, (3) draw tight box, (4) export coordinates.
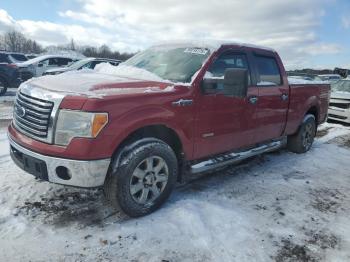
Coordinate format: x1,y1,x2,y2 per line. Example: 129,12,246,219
255,55,282,86
10,53,28,62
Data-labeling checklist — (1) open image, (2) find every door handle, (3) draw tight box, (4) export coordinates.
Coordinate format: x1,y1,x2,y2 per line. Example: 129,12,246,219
248,96,258,104
172,99,193,107
281,94,289,101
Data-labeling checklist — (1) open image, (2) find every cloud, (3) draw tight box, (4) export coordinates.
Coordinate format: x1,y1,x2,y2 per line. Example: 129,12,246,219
342,16,350,29
58,0,342,68
297,43,342,56
0,0,345,68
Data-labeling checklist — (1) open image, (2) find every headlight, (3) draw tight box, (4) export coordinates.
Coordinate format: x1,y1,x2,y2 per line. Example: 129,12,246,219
55,110,108,146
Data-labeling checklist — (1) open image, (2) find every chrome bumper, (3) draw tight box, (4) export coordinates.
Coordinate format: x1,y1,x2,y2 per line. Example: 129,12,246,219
8,135,111,188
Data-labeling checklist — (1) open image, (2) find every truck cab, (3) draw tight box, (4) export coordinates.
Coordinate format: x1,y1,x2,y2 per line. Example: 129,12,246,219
8,42,330,217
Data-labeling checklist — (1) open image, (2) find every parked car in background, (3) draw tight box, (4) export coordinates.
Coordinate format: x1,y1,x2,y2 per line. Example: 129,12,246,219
317,74,342,82
25,54,38,60
8,42,330,217
43,57,121,75
0,51,28,64
328,79,350,124
0,63,21,95
16,55,79,79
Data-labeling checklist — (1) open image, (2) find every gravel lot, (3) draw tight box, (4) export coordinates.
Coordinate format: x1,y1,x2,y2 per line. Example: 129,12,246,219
1,90,350,261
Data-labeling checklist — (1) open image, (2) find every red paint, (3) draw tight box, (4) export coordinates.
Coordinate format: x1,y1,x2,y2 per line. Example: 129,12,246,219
9,45,330,162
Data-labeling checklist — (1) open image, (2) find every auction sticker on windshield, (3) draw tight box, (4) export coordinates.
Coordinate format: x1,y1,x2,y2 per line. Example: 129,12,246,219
184,47,209,55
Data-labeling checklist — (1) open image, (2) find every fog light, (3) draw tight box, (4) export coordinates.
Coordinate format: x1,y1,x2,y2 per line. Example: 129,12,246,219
56,166,72,180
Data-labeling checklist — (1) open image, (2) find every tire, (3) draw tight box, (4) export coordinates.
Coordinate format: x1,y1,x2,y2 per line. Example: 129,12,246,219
104,138,178,217
0,77,8,96
287,114,316,154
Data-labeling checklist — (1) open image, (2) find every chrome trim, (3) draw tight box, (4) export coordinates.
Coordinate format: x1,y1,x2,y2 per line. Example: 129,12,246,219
8,135,111,188
13,84,65,144
15,115,48,130
172,99,193,106
191,138,286,174
14,119,47,136
16,97,52,113
18,92,53,108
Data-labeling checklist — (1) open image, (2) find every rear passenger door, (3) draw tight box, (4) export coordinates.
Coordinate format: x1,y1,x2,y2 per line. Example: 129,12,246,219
252,53,289,143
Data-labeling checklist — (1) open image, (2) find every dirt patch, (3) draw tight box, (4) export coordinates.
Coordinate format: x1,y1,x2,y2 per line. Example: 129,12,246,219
316,127,332,138
309,188,346,214
16,189,125,228
328,134,350,148
274,239,316,262
305,230,339,250
274,230,340,262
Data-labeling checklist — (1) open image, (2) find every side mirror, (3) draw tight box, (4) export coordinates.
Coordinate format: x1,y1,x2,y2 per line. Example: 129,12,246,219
201,75,221,95
223,68,248,97
37,63,43,68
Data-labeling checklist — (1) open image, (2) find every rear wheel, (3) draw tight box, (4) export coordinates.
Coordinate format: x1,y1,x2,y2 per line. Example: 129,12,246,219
287,114,316,153
0,78,8,96
104,138,178,217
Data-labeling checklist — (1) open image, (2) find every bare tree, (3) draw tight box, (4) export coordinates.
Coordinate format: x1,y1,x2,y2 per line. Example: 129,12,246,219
69,39,76,51
3,30,26,52
0,29,132,60
0,34,5,50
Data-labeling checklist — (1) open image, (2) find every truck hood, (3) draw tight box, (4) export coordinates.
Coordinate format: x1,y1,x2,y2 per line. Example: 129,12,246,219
24,71,176,98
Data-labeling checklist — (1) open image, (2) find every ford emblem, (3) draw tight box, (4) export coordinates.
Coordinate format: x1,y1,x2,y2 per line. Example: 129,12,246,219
16,105,26,117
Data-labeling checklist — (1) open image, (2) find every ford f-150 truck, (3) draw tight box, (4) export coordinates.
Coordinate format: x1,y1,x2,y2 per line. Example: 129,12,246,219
8,42,330,217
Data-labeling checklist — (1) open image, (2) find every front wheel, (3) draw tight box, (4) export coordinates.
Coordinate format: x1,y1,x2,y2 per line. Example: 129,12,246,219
287,114,316,154
104,138,178,217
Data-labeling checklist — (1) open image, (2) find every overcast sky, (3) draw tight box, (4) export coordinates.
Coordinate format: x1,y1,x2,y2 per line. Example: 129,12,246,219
0,0,349,69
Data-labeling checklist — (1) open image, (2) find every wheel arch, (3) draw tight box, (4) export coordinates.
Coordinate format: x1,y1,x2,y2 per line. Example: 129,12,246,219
107,124,185,183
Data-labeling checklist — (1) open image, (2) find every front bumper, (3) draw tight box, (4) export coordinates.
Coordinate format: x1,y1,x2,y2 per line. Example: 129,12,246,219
8,135,111,188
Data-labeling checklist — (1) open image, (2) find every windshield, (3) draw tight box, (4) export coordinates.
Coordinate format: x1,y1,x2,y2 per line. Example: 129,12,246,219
332,80,350,92
68,58,92,69
123,47,211,83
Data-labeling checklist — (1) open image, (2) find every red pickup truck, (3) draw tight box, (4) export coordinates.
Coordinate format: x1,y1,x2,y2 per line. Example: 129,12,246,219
8,42,330,217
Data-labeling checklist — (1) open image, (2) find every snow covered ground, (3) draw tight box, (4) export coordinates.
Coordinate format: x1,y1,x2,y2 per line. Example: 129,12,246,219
0,97,350,261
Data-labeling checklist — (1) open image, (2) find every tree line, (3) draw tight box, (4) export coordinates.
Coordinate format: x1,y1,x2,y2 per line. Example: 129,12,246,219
0,30,134,61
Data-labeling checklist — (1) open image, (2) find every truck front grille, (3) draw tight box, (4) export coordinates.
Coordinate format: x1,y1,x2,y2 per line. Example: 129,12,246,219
14,92,54,139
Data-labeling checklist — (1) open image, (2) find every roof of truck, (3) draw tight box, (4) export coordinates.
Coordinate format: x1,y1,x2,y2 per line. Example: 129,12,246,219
153,40,276,53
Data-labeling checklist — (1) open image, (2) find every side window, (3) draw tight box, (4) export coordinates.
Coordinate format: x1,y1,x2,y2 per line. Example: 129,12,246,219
255,55,282,86
90,61,103,69
81,61,92,69
204,52,251,95
208,53,250,80
57,58,72,66
40,59,49,66
48,58,60,66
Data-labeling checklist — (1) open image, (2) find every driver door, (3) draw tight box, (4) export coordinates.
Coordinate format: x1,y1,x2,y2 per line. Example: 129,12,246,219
194,49,259,159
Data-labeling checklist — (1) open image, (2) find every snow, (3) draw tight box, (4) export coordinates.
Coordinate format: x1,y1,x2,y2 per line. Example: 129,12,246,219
288,77,326,85
20,71,148,98
1,102,350,260
94,63,165,82
153,39,276,53
143,85,175,93
17,54,81,67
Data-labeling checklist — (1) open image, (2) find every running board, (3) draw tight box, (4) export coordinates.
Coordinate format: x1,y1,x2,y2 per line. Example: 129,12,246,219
190,138,286,174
